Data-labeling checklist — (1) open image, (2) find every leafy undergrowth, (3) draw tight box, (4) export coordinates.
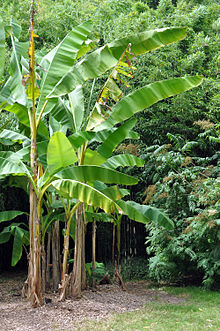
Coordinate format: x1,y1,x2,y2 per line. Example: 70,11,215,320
78,286,220,331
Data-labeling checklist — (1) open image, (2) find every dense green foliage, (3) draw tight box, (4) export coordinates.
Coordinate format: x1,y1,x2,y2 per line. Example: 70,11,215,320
143,134,220,288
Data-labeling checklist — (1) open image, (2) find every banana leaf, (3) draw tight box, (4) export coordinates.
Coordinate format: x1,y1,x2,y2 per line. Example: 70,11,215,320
94,76,203,131
0,129,30,145
48,27,187,99
97,118,137,157
68,85,84,132
4,103,49,138
11,226,29,266
117,200,174,230
68,131,95,149
0,210,26,223
52,179,120,214
37,21,92,117
57,165,138,185
0,157,33,181
47,132,78,173
9,33,26,105
83,148,106,166
102,154,144,169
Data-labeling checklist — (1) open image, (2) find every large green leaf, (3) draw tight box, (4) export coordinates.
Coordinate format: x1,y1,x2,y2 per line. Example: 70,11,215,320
0,129,30,145
48,27,187,99
83,148,106,166
101,186,130,200
0,17,5,80
102,154,144,169
0,157,32,179
49,115,68,136
0,210,25,223
94,76,203,131
11,227,24,266
52,179,120,214
0,77,14,104
49,98,74,128
10,18,21,40
57,165,138,185
37,21,92,117
68,131,95,149
108,27,187,59
0,226,11,244
47,45,118,98
47,132,78,173
117,200,174,230
9,34,26,105
68,85,84,132
4,103,49,138
92,128,139,144
97,118,137,157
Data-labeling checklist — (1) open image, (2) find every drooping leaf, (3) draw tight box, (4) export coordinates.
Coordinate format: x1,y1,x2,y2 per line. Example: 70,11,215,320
37,21,92,117
0,77,14,104
52,179,120,214
49,98,72,127
0,129,30,145
9,33,26,105
0,157,33,179
10,18,21,40
47,132,78,173
47,45,118,98
0,210,26,223
68,85,84,132
48,27,187,99
11,227,24,266
57,165,138,185
117,200,174,230
94,76,203,131
0,226,11,244
97,118,137,157
102,154,144,169
4,103,49,138
108,27,187,59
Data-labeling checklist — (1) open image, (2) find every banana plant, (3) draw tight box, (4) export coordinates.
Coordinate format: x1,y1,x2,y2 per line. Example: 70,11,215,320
0,210,29,266
0,6,203,305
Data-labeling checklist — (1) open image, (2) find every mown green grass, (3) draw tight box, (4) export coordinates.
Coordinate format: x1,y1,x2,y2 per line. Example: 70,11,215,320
77,287,220,331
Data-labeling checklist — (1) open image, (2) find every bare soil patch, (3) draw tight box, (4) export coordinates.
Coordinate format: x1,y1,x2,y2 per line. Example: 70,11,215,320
0,273,186,331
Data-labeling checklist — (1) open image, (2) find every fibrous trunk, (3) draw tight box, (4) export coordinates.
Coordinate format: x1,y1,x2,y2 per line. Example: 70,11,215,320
91,220,97,288
71,204,86,297
52,220,61,290
28,137,43,306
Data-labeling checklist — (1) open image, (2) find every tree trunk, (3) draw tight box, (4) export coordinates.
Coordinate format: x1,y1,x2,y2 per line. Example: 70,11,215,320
46,232,51,288
112,223,115,265
114,219,126,291
41,244,46,294
91,220,96,288
28,137,43,307
52,220,61,291
71,204,86,298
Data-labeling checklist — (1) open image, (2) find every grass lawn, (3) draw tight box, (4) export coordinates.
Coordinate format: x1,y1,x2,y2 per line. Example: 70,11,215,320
78,286,220,331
